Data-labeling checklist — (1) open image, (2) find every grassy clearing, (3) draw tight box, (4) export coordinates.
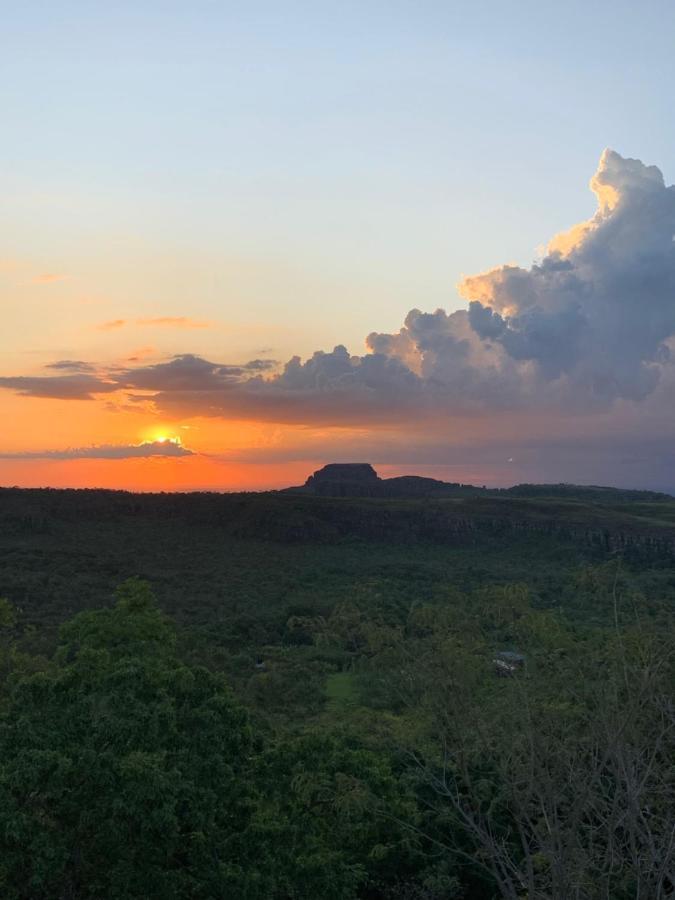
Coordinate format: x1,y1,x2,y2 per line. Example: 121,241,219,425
325,672,357,706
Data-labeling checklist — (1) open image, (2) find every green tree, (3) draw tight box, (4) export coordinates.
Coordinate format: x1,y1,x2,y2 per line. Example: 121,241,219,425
255,732,422,899
0,579,268,900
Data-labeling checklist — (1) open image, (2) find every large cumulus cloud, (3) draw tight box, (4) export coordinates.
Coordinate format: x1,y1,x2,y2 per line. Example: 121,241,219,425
366,150,675,414
461,149,675,403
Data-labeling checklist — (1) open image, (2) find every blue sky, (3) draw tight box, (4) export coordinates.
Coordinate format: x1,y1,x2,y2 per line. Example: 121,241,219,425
3,0,675,350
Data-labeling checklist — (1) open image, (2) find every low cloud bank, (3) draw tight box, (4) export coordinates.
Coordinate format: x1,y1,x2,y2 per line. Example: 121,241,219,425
0,373,119,400
0,441,194,460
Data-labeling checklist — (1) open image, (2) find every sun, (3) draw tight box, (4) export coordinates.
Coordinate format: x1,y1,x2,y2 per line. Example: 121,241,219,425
151,431,181,446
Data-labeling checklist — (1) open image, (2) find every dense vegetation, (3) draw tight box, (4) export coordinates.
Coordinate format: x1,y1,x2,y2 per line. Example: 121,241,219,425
0,485,674,898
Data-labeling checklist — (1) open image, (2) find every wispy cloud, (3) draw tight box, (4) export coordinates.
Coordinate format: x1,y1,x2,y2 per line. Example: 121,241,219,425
125,346,157,362
97,317,210,331
45,360,96,373
135,317,211,329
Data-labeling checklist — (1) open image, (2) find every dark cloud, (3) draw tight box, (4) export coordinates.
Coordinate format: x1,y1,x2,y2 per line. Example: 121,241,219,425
0,374,117,400
116,354,278,391
45,360,96,373
0,355,278,402
0,440,194,460
139,347,423,425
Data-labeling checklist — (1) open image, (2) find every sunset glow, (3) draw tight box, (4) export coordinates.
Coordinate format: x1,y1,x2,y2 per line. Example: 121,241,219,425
3,3,675,493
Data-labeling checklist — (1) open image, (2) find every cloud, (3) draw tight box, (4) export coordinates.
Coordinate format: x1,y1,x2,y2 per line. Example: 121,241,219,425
122,151,675,425
45,360,96,373
0,355,280,402
117,353,278,390
110,348,420,425
459,149,675,405
125,346,157,362
97,317,210,331
3,150,675,431
0,373,117,400
0,440,194,460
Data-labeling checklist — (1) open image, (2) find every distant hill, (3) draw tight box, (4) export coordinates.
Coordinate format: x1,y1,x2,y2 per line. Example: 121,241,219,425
1,467,673,565
1,478,675,564
283,462,489,498
283,463,673,503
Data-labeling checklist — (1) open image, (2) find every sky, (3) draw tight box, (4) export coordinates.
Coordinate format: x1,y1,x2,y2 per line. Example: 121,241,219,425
2,0,675,492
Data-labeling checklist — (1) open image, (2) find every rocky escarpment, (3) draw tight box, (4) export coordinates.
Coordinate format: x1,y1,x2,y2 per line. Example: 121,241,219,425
229,495,675,559
1,474,673,560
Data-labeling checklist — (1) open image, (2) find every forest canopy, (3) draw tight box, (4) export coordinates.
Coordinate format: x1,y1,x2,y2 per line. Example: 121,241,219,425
0,488,674,898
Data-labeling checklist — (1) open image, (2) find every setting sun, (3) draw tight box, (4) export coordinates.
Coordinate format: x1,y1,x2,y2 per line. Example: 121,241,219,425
147,430,182,446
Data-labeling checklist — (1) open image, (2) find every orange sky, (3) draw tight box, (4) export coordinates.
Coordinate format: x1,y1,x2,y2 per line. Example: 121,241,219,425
0,457,316,492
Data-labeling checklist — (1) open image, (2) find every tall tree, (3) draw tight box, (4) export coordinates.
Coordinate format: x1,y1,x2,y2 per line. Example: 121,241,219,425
0,579,269,900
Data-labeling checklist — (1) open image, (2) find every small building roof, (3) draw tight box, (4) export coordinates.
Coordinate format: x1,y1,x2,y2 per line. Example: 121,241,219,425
495,650,525,662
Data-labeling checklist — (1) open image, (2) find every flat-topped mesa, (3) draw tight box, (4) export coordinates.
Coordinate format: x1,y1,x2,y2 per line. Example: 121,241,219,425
294,463,471,498
309,463,378,483
304,463,381,497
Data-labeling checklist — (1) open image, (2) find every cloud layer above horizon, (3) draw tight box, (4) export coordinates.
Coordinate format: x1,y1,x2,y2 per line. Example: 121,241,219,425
2,149,675,488
0,440,193,461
